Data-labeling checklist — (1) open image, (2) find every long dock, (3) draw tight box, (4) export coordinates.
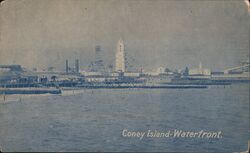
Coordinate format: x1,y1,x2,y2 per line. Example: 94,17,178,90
76,84,208,89
0,88,61,95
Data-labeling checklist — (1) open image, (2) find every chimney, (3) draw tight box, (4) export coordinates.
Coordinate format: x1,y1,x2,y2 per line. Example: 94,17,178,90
75,59,79,73
66,60,69,73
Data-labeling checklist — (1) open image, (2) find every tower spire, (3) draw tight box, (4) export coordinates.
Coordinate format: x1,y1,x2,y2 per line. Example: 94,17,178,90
115,38,125,73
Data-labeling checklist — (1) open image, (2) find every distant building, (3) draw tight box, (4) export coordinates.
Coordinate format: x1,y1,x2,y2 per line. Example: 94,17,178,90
47,66,54,72
157,67,165,74
82,71,103,77
89,45,106,73
183,67,189,76
75,59,79,73
82,71,105,83
189,63,211,76
65,59,80,74
124,72,140,77
0,65,22,72
0,65,38,84
224,61,250,74
115,38,125,73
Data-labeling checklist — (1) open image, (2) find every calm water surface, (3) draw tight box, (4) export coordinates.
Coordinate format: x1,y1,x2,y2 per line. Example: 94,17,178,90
0,84,249,152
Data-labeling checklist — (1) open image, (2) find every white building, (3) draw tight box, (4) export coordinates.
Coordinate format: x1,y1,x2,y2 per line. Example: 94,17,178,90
82,71,103,77
115,38,125,73
157,67,165,74
124,72,140,77
189,63,211,76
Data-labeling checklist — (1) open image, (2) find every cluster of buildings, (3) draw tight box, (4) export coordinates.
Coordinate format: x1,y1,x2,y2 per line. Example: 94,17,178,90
0,38,249,87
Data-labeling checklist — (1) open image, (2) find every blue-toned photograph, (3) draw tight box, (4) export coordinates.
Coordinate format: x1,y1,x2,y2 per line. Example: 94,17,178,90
0,0,249,152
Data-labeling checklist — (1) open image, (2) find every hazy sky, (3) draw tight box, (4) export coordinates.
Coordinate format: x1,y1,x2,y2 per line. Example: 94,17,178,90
0,0,249,71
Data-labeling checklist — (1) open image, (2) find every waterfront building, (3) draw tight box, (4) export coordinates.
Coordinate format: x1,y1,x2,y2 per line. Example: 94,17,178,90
224,61,250,74
89,45,106,73
157,67,165,74
124,72,140,77
75,59,80,73
189,63,211,76
0,65,38,85
82,71,103,77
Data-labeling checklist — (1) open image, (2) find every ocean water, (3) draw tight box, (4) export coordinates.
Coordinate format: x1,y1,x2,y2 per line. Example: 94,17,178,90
0,84,249,152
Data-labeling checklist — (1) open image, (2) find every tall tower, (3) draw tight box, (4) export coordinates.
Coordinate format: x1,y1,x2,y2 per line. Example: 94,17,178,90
115,38,125,73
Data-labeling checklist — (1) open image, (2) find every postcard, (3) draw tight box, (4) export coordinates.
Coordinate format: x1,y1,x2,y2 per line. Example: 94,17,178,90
0,0,249,152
